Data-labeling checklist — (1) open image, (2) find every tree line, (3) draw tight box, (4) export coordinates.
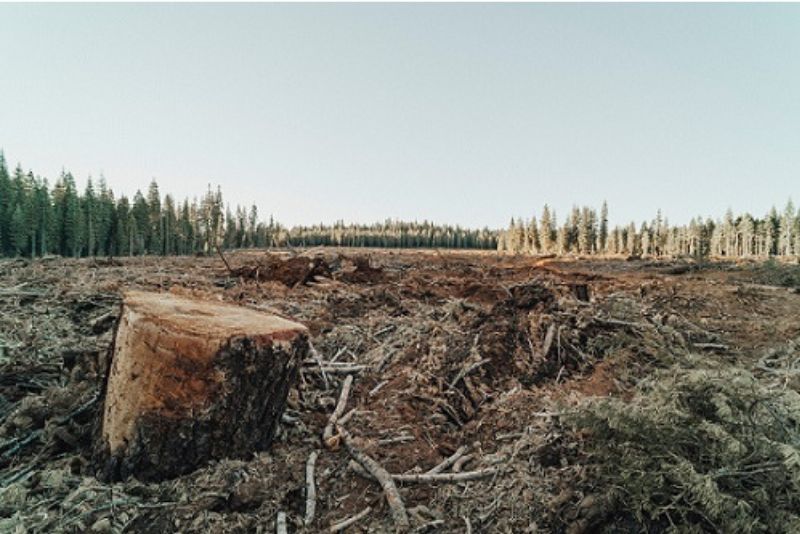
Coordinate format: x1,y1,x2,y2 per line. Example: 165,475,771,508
0,152,497,258
498,201,800,258
283,221,497,249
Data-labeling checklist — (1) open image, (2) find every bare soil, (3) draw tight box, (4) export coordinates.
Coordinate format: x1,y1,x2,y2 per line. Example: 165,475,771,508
1,249,799,532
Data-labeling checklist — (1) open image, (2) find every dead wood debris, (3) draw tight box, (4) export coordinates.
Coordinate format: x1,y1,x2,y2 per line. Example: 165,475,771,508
330,506,372,532
304,450,319,526
322,374,353,449
1,251,797,532
338,426,410,529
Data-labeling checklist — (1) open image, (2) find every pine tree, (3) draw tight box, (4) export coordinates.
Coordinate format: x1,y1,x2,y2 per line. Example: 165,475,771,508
599,201,609,254
0,152,11,255
766,207,779,256
625,222,638,255
132,190,150,255
83,177,98,256
248,205,258,248
9,204,26,256
33,178,52,256
95,177,115,256
793,208,800,259
163,194,177,255
52,171,82,257
147,180,162,254
528,216,540,254
778,200,795,256
539,205,553,254
179,199,193,254
640,222,651,256
739,214,755,257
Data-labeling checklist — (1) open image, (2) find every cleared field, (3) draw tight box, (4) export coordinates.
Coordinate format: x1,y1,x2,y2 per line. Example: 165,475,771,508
1,249,799,532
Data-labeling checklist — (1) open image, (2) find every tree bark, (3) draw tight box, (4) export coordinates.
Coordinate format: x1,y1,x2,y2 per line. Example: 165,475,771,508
96,290,307,481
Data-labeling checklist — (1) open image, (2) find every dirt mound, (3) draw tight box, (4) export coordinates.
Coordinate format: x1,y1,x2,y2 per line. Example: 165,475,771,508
335,256,385,284
230,255,333,287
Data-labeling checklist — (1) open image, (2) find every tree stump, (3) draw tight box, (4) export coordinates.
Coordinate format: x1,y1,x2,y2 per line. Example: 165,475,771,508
97,290,308,481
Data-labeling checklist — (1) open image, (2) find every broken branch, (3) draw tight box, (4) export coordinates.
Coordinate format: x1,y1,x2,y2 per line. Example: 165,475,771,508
329,506,371,533
304,451,319,526
425,445,468,474
338,426,409,529
323,374,354,448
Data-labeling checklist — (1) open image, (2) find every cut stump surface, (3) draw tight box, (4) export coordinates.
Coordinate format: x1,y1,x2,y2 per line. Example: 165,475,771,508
98,290,308,481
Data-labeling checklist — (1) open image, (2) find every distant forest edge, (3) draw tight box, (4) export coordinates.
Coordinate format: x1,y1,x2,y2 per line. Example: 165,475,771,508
498,201,800,258
0,152,498,258
1,152,798,260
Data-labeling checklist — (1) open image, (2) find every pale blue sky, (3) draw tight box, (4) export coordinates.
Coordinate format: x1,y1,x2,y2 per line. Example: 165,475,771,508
0,3,798,228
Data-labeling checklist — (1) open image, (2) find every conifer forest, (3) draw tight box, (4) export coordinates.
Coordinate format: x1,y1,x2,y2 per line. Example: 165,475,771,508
3,151,800,262
0,152,497,259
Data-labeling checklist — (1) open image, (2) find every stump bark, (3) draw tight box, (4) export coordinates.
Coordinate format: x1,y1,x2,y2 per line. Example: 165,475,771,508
97,290,307,481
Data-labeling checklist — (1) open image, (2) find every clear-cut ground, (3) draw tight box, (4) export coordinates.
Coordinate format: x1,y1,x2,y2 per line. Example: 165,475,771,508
0,250,798,532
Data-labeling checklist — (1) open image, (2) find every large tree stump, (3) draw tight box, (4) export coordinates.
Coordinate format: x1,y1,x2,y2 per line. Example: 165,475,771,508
97,290,307,481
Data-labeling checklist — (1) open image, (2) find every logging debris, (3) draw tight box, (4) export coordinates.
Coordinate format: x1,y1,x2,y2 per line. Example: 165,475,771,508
1,250,799,532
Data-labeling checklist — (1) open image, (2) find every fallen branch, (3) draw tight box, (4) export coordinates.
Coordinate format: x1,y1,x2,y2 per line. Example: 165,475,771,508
350,460,499,484
378,434,415,446
317,365,368,374
0,430,42,460
308,343,330,389
393,468,499,484
276,511,287,534
330,506,371,533
338,408,357,426
693,342,729,351
303,359,362,367
453,453,474,473
323,374,353,448
349,459,371,478
0,286,46,297
448,359,490,389
541,323,556,357
369,380,388,397
426,445,468,474
593,316,649,329
339,426,409,528
304,451,319,526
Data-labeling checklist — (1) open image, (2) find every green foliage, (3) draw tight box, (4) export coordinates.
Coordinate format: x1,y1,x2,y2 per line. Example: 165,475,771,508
282,219,497,249
570,367,800,533
0,150,497,258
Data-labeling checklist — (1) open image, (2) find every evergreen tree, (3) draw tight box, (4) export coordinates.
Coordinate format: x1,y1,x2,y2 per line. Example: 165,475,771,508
599,201,609,253
778,200,795,256
83,177,98,256
539,205,553,253
147,180,162,254
132,190,150,255
0,152,11,255
52,172,82,257
163,194,177,255
9,204,26,256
